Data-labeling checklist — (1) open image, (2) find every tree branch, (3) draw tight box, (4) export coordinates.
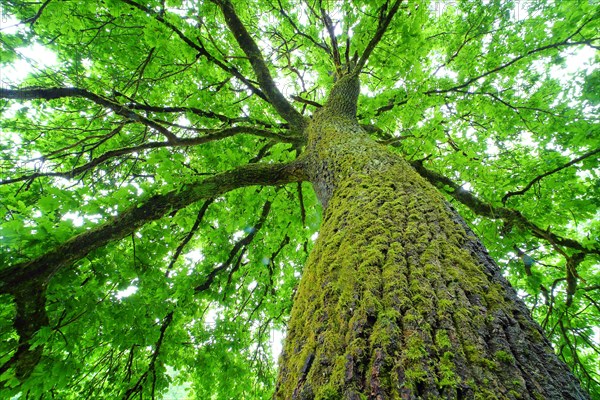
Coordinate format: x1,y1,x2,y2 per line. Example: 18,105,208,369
123,311,174,399
122,102,278,128
22,0,53,26
275,0,332,57
194,200,271,293
0,87,180,143
502,147,600,204
410,160,600,256
354,0,404,73
0,283,49,382
166,199,213,275
426,38,599,95
119,0,269,102
212,0,306,131
1,127,300,185
0,160,307,293
320,6,342,73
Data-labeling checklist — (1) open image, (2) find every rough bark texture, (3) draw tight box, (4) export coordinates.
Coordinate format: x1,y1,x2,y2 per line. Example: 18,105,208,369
274,74,589,399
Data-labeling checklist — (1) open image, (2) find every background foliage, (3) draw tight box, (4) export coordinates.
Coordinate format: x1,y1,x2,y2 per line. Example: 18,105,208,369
0,0,598,398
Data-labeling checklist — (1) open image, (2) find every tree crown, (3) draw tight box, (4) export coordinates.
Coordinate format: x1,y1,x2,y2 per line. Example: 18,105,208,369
0,0,599,398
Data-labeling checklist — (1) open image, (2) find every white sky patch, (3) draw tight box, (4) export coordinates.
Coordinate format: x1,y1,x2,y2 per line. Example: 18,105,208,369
516,289,529,299
559,46,596,75
1,15,22,34
2,43,59,84
485,137,500,156
271,328,284,362
233,229,246,240
185,249,204,263
204,306,222,328
175,115,191,127
576,169,595,180
129,181,144,196
62,212,85,227
116,284,138,299
61,211,104,227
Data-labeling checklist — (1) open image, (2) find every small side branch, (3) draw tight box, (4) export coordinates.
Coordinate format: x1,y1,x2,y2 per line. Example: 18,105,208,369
275,0,332,57
0,87,179,143
22,0,53,26
502,147,600,204
123,311,174,399
166,199,213,275
194,200,272,293
354,0,404,73
426,36,599,95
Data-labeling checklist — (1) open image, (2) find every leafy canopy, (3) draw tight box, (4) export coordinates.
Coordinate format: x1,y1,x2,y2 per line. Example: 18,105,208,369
0,0,599,398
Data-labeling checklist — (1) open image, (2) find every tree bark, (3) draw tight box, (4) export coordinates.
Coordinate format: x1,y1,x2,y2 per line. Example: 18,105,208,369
275,74,589,399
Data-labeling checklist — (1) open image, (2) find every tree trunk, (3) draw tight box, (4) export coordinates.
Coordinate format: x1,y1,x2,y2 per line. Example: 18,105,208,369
274,74,588,399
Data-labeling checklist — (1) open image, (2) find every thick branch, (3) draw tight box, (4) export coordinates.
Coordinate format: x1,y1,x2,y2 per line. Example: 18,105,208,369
410,160,600,256
0,283,49,382
0,87,179,143
123,102,281,129
502,147,600,204
0,160,307,292
213,0,306,130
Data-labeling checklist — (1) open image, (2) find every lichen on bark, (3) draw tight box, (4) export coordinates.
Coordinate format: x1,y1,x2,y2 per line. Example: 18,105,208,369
274,74,589,399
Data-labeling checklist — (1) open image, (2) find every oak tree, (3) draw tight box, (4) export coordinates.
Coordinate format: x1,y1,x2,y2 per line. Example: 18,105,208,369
0,0,599,398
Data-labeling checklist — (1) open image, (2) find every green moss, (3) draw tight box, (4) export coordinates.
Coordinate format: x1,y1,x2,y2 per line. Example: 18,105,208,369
483,283,505,310
511,379,524,388
494,350,515,364
435,330,452,351
453,307,472,324
404,368,428,385
533,392,545,400
318,385,343,400
474,389,500,400
438,351,459,388
508,389,523,399
276,112,568,398
437,298,454,313
405,335,427,361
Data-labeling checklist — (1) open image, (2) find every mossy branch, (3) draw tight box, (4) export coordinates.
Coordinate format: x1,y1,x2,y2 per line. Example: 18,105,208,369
0,160,307,293
410,160,600,257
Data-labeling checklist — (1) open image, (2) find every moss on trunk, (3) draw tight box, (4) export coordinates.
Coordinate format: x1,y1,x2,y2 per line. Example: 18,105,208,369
274,75,588,400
